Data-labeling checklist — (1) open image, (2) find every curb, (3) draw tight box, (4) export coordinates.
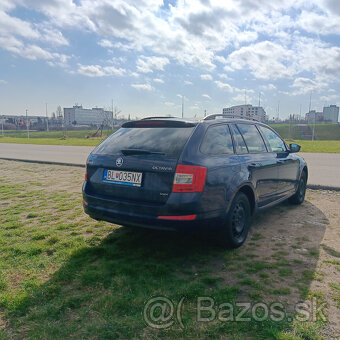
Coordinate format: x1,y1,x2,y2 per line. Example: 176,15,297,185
0,157,85,168
307,184,340,192
1,157,340,191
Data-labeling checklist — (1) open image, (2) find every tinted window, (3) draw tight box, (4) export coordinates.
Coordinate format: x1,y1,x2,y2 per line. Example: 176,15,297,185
94,127,194,157
230,124,248,154
200,124,234,155
237,124,267,153
258,125,286,153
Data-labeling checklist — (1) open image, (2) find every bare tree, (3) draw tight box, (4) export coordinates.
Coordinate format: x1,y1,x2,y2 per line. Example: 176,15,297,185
56,106,62,118
57,106,67,139
112,106,121,129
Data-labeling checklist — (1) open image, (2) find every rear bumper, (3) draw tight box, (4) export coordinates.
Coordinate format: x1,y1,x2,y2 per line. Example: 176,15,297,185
82,184,224,232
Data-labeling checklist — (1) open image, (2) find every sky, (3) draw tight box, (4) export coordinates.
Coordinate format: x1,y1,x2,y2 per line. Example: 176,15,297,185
1,0,340,120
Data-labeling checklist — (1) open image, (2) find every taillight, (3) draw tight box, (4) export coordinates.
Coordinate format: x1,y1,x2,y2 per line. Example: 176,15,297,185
85,163,88,181
172,165,207,193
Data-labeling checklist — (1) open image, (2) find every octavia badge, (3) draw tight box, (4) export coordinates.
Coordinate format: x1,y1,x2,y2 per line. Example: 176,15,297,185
116,157,123,167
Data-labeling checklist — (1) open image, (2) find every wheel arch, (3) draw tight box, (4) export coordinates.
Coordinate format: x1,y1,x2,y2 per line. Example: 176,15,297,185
237,184,256,215
302,165,308,181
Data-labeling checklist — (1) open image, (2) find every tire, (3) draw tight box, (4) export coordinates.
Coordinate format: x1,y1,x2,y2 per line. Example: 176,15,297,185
217,192,251,248
289,172,307,205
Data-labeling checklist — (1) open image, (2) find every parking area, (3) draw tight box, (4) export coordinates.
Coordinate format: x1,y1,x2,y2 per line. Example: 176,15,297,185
0,159,339,339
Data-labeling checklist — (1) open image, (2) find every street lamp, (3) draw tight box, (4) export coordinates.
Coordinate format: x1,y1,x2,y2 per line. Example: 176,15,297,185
46,103,49,132
26,109,29,139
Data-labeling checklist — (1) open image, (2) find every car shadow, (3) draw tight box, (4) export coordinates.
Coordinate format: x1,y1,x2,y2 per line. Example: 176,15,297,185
5,198,329,338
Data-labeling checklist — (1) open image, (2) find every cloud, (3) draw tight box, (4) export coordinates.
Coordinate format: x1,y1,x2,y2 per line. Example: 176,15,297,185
291,77,327,94
0,5,70,67
3,0,340,117
98,39,114,48
136,56,169,73
0,34,69,65
200,74,213,80
0,79,7,84
232,94,248,103
214,80,233,92
153,78,164,83
0,0,330,78
293,37,340,81
228,41,294,79
215,55,228,64
40,27,69,46
77,64,104,77
202,94,211,100
0,11,40,40
77,64,126,77
18,44,53,60
218,73,231,80
131,83,154,91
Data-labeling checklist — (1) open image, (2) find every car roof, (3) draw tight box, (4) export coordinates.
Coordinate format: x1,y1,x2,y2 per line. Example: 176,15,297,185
125,115,268,127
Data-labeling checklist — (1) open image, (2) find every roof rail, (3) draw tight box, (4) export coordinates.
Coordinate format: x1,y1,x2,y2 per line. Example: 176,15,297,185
141,116,177,120
203,114,260,122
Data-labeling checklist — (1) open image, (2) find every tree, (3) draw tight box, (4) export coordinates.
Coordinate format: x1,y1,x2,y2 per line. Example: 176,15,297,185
56,106,62,118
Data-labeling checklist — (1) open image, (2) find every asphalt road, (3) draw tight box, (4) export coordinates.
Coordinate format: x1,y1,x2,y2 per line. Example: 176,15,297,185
0,143,339,189
0,143,93,166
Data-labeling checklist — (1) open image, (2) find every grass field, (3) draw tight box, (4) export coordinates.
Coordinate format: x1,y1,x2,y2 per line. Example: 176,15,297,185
0,130,111,146
1,135,340,152
1,126,340,152
0,136,104,146
270,124,340,141
269,125,301,140
0,160,339,339
286,140,340,153
2,130,114,139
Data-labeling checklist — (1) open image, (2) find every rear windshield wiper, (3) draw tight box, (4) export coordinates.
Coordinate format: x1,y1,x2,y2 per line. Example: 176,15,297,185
120,149,165,156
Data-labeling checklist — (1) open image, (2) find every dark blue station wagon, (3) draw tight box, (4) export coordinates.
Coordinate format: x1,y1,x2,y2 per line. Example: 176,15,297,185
83,115,308,248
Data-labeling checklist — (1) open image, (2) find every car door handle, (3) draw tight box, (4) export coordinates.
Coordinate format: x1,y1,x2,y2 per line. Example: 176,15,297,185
249,162,262,168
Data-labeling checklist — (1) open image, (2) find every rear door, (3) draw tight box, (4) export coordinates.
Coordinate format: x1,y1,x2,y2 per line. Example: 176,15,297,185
257,125,299,196
235,123,280,206
86,120,196,204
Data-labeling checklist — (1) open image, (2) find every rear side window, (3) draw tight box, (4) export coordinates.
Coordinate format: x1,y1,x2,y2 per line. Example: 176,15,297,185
258,125,287,153
94,127,195,158
200,124,234,155
230,124,248,154
237,124,267,153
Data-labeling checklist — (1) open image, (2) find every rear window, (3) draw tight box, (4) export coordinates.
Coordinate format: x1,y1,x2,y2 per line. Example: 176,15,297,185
94,127,195,157
237,124,267,153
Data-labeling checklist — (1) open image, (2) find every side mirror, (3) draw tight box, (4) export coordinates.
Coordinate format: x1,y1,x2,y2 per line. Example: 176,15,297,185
289,143,301,153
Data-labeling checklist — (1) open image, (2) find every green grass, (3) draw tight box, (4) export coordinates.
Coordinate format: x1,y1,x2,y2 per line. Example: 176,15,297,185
0,129,114,146
288,140,340,153
269,124,301,140
0,160,331,339
0,136,104,146
306,124,340,141
3,129,114,139
321,244,340,258
1,126,340,152
270,123,340,141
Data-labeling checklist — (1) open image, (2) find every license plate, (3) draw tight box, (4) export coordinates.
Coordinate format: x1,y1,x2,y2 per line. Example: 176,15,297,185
103,169,142,187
